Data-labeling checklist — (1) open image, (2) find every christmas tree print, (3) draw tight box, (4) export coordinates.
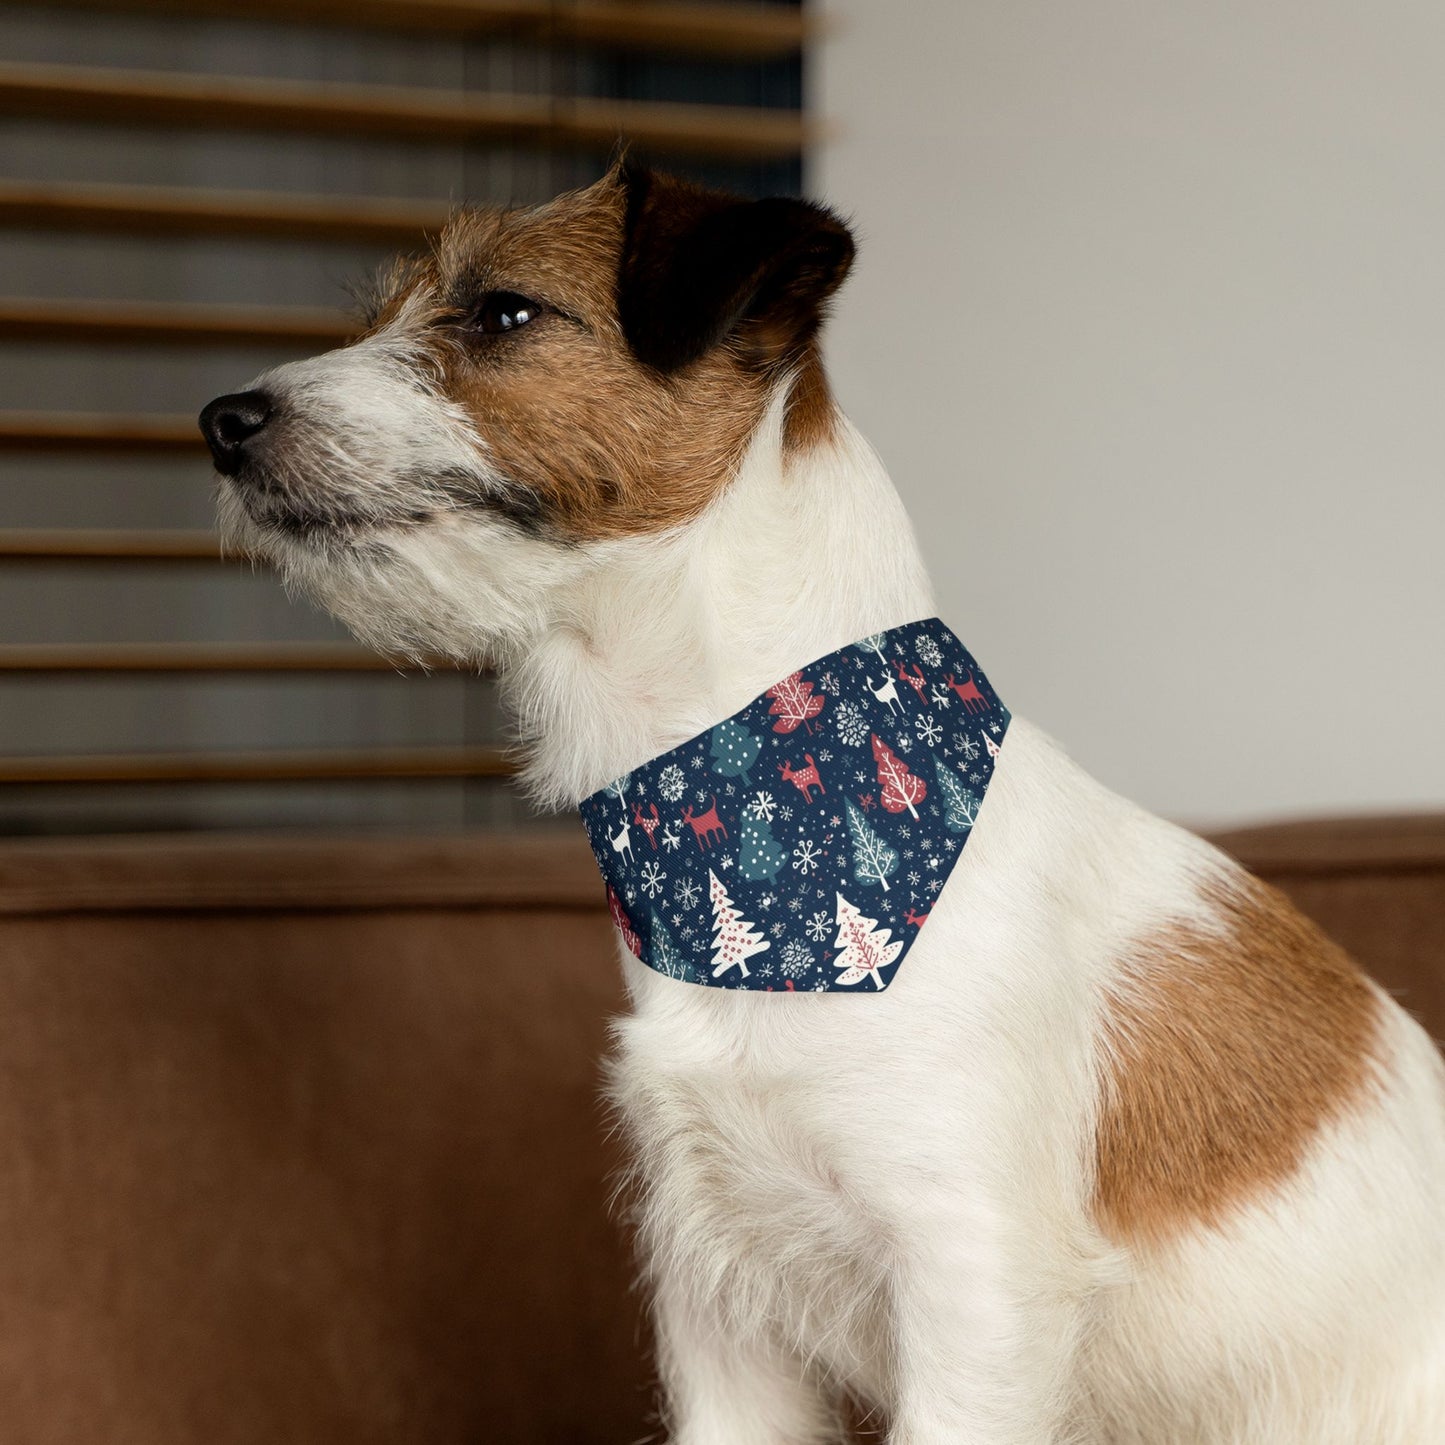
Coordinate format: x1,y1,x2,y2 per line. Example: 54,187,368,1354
932,755,982,834
607,885,642,959
649,910,692,982
737,811,786,883
846,799,899,893
765,672,825,735
603,772,631,810
854,633,889,667
708,869,770,979
984,731,1002,761
871,733,927,820
709,718,761,785
832,892,904,988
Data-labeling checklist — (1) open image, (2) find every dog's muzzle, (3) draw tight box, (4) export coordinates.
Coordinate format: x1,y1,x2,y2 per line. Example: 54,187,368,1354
199,390,274,477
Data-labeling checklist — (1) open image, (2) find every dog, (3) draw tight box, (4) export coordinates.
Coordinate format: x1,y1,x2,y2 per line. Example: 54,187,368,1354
200,161,1445,1443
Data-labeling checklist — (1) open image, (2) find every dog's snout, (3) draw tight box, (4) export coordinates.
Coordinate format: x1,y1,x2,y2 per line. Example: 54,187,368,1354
199,390,274,475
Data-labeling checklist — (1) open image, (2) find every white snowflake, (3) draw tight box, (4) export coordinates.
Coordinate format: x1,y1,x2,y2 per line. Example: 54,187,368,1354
792,839,821,874
818,670,840,695
780,939,812,977
896,733,914,753
641,861,667,899
746,791,777,822
914,713,943,747
817,748,833,763
916,635,943,668
657,763,685,802
930,685,952,710
898,823,911,838
779,805,793,821
834,700,869,748
690,754,706,769
720,854,734,869
624,885,636,903
661,823,682,852
805,910,831,942
908,870,921,886
673,876,700,909
926,856,941,870
955,735,981,762
760,892,777,910
769,920,787,937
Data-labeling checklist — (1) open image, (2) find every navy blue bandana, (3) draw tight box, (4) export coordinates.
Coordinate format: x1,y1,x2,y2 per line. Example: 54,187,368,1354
579,619,1009,993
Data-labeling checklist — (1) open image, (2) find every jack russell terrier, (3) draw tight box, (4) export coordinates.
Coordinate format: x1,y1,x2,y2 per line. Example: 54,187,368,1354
200,162,1445,1444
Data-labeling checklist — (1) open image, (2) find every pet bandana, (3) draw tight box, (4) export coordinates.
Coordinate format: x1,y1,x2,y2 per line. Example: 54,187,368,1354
579,619,1009,993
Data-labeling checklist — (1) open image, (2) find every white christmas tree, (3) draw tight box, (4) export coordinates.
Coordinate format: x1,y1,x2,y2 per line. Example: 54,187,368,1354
708,868,771,979
832,891,904,989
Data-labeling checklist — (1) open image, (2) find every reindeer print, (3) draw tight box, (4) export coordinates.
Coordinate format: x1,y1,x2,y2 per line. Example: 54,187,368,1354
779,754,826,804
895,658,928,702
632,801,661,850
867,672,902,714
944,670,989,714
681,795,729,851
609,819,634,865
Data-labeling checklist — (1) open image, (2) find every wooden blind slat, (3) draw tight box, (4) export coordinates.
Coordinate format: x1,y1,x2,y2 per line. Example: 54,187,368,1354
0,529,221,560
0,297,353,348
0,643,419,673
0,180,448,245
30,0,810,59
0,62,813,161
0,745,514,784
0,413,204,452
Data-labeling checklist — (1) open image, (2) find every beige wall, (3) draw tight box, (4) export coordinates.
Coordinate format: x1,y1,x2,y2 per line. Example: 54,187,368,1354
813,0,1444,827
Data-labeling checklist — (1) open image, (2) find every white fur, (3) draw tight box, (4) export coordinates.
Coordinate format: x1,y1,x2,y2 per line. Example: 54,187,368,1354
221,350,1445,1443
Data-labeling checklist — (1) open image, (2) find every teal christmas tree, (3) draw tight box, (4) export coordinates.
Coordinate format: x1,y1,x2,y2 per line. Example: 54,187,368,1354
933,755,982,834
709,718,760,785
846,799,899,893
649,910,694,982
737,813,786,883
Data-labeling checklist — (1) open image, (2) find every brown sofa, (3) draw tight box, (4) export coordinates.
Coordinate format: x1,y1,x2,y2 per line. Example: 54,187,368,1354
0,816,1439,1443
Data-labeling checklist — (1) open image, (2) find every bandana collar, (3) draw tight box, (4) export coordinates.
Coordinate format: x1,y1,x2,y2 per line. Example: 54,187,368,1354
579,619,1009,993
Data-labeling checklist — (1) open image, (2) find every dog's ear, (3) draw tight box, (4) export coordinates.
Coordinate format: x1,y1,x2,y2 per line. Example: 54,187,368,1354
616,162,855,374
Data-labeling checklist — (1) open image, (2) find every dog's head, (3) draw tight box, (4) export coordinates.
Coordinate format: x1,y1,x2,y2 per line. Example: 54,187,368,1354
200,163,854,660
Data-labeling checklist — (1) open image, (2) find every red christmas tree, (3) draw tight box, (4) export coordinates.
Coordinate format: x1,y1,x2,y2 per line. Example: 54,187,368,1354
607,885,643,960
871,733,927,820
765,672,825,735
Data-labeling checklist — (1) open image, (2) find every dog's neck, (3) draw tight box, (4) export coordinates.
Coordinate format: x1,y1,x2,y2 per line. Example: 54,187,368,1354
503,391,936,810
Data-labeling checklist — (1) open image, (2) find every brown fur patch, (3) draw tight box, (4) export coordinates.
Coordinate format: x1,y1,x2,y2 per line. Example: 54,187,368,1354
1093,872,1383,1247
363,171,844,541
782,344,840,457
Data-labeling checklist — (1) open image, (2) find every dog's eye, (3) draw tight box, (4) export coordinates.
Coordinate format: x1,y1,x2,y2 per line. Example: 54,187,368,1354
471,291,543,335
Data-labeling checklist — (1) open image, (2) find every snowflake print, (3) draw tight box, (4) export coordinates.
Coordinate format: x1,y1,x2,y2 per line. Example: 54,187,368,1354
671,913,682,927
970,773,983,784
661,823,682,852
819,670,841,695
829,814,842,827
926,856,941,870
926,878,943,895
760,892,777,910
817,748,833,763
806,910,831,943
930,685,952,710
835,700,869,748
779,804,793,821
681,924,696,938
624,885,636,903
908,870,921,886
746,791,777,822
898,823,912,838
955,735,981,762
720,854,734,869
792,838,821,874
916,635,943,668
780,940,812,978
914,713,943,747
690,754,706,769
658,764,685,802
641,861,667,899
896,733,914,753
787,896,804,912
673,876,700,909
769,920,787,938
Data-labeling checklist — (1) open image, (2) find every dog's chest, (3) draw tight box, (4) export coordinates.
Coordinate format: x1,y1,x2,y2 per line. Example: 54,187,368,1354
612,1002,895,1385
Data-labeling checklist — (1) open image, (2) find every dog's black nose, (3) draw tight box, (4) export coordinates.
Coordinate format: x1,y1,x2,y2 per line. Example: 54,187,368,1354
199,390,273,475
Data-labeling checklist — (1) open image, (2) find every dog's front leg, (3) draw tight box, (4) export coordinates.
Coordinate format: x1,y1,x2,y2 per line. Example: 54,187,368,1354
653,1275,841,1445
885,1201,1092,1445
